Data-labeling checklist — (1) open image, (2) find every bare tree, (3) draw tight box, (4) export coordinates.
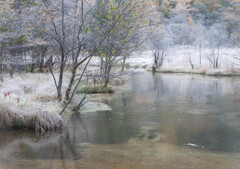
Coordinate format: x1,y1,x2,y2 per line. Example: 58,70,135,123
26,0,154,114
206,24,227,68
150,29,170,71
188,53,194,70
193,22,206,66
30,0,117,102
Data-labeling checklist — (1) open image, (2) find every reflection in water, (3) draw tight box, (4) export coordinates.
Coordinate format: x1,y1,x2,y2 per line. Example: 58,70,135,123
129,73,240,151
1,72,240,168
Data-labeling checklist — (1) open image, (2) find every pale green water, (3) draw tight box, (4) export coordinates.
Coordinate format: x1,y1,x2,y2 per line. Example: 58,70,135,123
1,72,240,169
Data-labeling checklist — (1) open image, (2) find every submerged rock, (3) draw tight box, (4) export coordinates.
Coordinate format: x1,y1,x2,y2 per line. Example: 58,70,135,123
137,126,163,142
81,101,112,114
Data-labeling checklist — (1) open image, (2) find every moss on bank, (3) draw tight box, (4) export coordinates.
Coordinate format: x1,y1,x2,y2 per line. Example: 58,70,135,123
77,85,114,94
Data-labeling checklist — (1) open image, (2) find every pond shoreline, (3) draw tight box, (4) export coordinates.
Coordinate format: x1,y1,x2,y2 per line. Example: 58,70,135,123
0,72,129,132
1,68,239,132
146,67,240,77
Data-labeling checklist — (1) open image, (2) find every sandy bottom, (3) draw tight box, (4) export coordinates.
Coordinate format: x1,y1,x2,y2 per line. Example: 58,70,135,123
1,137,240,169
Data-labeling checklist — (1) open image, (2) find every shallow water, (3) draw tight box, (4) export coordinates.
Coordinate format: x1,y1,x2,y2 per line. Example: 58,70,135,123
1,72,240,169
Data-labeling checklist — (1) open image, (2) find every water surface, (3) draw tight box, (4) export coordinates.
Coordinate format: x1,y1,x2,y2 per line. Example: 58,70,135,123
1,72,240,169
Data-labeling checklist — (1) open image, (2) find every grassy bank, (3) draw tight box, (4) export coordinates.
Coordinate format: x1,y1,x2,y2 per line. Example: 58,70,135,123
0,73,68,131
148,67,240,76
0,73,123,131
0,103,63,131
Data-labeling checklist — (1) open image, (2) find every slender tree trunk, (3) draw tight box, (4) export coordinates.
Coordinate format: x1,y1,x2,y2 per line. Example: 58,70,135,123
65,67,77,101
188,56,194,70
30,64,35,73
57,0,66,102
153,50,160,71
31,53,35,73
40,47,47,72
199,43,202,66
160,51,165,67
104,61,111,87
58,53,65,101
104,76,109,87
81,0,83,23
121,56,126,72
104,65,109,87
217,45,220,68
100,57,104,74
190,63,194,70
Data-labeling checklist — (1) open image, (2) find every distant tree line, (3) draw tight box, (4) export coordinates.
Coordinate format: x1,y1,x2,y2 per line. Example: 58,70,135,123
150,0,240,70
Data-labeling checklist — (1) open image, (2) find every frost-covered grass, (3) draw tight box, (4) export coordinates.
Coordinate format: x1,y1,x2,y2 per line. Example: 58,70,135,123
0,73,69,131
0,103,63,131
118,46,240,76
150,67,240,76
0,73,69,102
0,72,119,130
206,68,240,76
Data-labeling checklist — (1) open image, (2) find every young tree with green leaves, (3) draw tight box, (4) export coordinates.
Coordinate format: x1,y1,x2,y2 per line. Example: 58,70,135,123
90,0,154,87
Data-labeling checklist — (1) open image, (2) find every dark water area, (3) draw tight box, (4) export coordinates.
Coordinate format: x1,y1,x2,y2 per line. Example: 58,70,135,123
1,72,240,168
